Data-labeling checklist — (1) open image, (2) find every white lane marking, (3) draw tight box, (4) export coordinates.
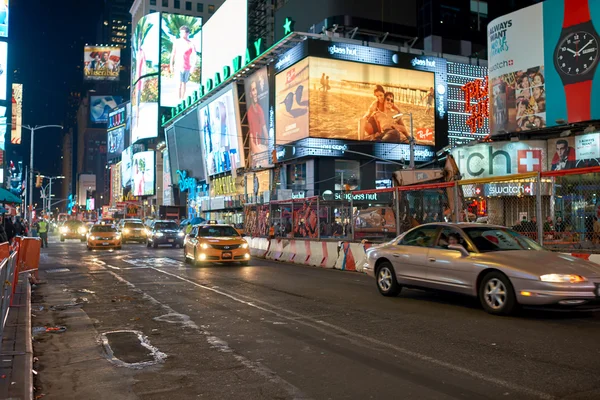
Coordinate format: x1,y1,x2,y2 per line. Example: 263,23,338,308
105,264,121,270
105,270,310,400
150,267,554,400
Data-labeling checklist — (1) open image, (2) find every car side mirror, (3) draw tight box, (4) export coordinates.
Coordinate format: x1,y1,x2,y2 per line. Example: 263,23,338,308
448,244,469,257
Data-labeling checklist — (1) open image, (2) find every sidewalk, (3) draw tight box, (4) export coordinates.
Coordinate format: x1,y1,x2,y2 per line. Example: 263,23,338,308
0,276,33,400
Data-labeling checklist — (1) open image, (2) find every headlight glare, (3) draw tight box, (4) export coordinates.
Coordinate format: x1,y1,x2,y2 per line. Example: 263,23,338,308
155,232,164,237
241,242,249,249
201,243,209,249
178,232,185,237
540,274,587,283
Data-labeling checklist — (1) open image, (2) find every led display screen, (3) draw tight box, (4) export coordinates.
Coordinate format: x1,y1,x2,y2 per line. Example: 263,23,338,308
132,150,156,196
84,46,121,81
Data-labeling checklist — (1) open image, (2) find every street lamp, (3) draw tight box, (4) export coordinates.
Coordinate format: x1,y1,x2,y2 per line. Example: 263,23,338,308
393,113,415,169
23,125,64,221
40,175,65,214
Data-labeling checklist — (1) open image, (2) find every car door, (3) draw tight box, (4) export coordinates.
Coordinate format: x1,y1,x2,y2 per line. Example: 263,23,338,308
425,227,478,294
185,227,198,256
390,226,439,284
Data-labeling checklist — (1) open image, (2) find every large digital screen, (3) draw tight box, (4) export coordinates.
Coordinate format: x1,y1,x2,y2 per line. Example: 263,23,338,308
0,41,7,101
166,109,206,182
275,58,309,144
107,103,130,160
488,1,600,134
201,0,247,88
0,106,6,151
198,84,243,176
121,146,132,188
83,46,121,81
11,83,22,145
90,96,123,124
131,75,159,143
244,67,273,169
309,57,435,145
0,1,8,38
160,13,202,107
132,12,160,84
132,151,156,196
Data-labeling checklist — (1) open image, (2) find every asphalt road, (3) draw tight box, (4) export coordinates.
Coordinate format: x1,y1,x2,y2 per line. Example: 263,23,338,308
31,235,600,399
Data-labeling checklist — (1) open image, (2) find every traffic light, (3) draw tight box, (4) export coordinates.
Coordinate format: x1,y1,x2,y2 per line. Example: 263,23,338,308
36,175,43,187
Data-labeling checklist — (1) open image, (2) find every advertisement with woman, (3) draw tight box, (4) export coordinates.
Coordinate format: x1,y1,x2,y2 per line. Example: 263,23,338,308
160,14,202,107
132,151,156,196
198,84,243,176
244,67,273,168
132,13,160,84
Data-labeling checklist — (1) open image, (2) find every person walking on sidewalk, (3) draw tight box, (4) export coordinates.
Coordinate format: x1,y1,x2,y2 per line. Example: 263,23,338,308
38,217,49,248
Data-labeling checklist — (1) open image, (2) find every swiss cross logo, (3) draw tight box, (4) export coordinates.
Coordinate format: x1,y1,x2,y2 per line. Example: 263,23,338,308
517,150,542,173
524,185,531,193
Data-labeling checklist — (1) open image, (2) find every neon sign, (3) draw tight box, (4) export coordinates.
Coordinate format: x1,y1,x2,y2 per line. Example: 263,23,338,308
461,77,489,133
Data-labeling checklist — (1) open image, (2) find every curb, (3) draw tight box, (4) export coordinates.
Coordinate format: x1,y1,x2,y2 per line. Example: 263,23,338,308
24,274,33,400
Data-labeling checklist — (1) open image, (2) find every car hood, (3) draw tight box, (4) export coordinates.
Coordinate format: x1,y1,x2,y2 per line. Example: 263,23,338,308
203,237,245,244
476,250,600,278
91,232,118,237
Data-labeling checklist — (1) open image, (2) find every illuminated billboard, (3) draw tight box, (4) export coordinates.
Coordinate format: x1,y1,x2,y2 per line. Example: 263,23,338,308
121,146,132,188
488,0,600,134
0,106,6,151
275,58,309,144
166,109,206,182
0,41,6,101
11,83,22,145
201,0,247,88
90,96,123,124
107,103,130,160
244,67,273,169
309,57,435,145
0,1,8,38
131,75,159,143
132,12,160,84
198,84,243,176
132,151,156,196
160,13,202,107
83,46,121,81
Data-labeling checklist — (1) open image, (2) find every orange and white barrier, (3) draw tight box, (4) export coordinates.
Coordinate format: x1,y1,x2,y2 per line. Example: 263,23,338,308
562,253,600,265
293,240,312,265
335,242,369,272
250,237,270,258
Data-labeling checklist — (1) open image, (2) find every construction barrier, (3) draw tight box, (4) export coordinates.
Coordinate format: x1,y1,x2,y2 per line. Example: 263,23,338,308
335,242,369,272
293,240,312,265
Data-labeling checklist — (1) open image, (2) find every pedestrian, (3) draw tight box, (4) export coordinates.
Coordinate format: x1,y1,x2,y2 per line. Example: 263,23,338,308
14,216,25,236
38,217,49,248
4,216,16,243
31,219,38,238
0,217,8,243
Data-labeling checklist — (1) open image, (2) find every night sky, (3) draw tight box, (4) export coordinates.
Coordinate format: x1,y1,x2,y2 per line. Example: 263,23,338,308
9,0,104,200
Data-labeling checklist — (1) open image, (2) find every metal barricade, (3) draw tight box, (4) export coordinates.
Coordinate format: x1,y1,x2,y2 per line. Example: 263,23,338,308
0,252,18,339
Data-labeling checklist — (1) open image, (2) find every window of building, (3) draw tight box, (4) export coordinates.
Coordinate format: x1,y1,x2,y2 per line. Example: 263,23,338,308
174,0,180,8
376,162,398,188
335,160,360,191
208,4,215,13
186,1,192,10
197,2,203,12
287,163,306,190
470,0,488,17
162,0,168,6
150,0,156,5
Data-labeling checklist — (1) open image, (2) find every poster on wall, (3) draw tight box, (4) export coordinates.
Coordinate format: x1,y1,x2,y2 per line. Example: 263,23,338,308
0,1,8,37
167,109,206,182
488,0,600,134
160,13,202,107
163,150,172,206
132,151,155,196
83,46,121,81
107,104,129,160
131,75,159,143
90,96,123,124
11,83,22,144
198,84,243,176
309,57,435,145
548,133,600,171
275,58,309,144
244,67,273,168
132,13,160,84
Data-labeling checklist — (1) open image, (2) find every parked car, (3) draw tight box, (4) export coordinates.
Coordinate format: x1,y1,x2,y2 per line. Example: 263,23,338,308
147,220,185,248
364,223,600,315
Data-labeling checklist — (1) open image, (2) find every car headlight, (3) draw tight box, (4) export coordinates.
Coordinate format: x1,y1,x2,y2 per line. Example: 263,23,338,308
241,242,249,249
89,236,96,241
123,228,130,234
540,274,587,283
177,232,185,237
116,233,122,239
60,227,68,233
78,227,87,234
201,243,209,249
155,232,164,237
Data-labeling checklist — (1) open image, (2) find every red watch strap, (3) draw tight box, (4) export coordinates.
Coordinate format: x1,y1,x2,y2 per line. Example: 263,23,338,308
564,80,592,122
563,0,591,28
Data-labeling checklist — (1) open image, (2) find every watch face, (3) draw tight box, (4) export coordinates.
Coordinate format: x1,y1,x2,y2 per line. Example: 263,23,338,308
556,31,599,76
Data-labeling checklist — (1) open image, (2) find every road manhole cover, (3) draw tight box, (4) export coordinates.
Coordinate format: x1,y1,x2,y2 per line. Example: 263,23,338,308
101,330,166,368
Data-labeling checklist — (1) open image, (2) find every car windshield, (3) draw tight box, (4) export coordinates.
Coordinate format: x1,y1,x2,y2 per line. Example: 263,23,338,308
91,225,116,233
198,226,239,237
125,223,145,229
463,227,543,252
154,222,178,230
65,220,84,227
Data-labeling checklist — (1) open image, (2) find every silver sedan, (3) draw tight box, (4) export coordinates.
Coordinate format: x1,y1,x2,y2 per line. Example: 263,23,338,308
363,223,600,315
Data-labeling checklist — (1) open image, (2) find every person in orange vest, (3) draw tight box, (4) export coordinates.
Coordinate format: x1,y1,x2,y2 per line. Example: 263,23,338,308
268,224,275,239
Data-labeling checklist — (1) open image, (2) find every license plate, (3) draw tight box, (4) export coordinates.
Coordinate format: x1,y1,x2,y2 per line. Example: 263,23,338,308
168,239,174,243
222,252,232,259
102,242,109,246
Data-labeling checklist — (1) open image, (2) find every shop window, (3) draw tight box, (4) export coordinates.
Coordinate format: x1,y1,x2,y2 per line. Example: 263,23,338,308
376,162,398,188
208,4,215,13
197,2,203,12
287,163,306,190
335,160,360,191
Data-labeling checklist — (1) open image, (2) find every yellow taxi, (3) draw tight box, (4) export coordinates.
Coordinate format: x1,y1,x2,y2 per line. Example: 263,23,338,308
184,223,250,266
87,224,122,251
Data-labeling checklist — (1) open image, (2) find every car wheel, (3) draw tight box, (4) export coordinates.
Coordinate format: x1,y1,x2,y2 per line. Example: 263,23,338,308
153,242,158,249
193,249,200,267
147,241,151,248
60,238,65,242
479,272,517,315
376,261,401,297
172,243,177,248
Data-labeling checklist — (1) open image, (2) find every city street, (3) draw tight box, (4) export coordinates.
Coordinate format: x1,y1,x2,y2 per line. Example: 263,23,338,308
31,236,600,400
